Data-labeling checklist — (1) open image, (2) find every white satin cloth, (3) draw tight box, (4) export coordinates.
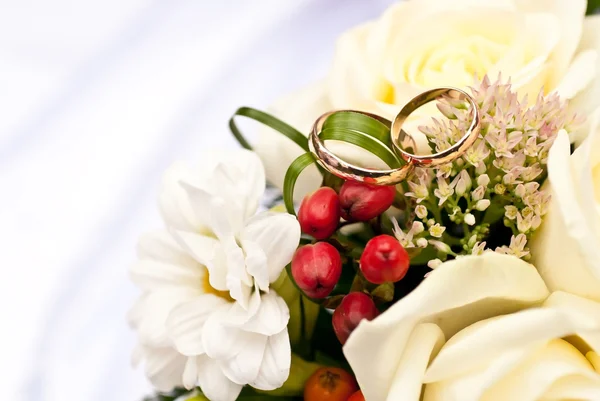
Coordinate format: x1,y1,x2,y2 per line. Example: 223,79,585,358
0,1,396,400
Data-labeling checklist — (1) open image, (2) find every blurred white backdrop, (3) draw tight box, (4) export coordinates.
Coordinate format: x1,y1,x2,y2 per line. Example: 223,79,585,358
0,1,397,400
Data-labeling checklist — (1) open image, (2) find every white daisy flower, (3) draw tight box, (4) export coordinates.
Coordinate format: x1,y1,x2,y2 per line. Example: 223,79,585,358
129,150,300,401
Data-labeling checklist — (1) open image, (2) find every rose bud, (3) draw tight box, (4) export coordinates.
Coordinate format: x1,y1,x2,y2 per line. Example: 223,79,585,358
291,242,342,298
332,292,379,345
298,187,341,239
360,234,410,284
339,181,396,221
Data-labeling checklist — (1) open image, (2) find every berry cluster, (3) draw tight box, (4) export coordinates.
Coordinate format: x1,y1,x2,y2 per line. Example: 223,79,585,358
290,180,411,344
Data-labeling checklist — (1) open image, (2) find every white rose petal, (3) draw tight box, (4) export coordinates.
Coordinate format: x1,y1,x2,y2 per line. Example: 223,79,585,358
422,291,600,401
253,0,600,194
343,253,549,401
530,122,600,301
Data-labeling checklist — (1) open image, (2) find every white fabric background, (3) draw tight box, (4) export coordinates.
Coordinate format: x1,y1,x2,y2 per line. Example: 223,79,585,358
0,1,396,400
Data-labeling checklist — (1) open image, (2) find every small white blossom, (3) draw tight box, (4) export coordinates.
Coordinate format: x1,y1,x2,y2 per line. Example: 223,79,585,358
475,161,487,175
392,218,414,248
415,205,428,219
505,205,518,220
427,258,443,269
494,183,506,195
477,174,490,187
486,128,523,158
475,199,491,211
464,140,490,166
471,241,487,255
471,185,486,201
524,136,539,157
464,213,476,226
531,214,542,230
416,238,428,248
434,176,454,205
453,170,472,196
429,224,446,238
516,211,532,233
429,240,452,254
496,234,529,258
520,164,543,181
406,171,431,203
411,221,425,234
438,162,453,178
503,166,525,185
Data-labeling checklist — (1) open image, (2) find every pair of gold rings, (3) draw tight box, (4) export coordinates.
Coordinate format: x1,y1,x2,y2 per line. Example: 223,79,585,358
308,87,481,185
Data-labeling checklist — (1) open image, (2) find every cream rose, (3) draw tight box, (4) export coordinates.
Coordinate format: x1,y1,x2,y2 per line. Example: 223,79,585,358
254,0,600,199
343,253,600,401
530,110,600,302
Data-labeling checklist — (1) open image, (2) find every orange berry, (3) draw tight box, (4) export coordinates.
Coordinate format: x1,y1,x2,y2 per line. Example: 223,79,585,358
304,367,358,401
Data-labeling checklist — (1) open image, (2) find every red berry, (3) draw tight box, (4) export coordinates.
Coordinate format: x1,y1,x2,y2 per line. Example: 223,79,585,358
360,234,409,284
291,242,342,298
298,187,341,240
332,292,379,345
339,181,396,221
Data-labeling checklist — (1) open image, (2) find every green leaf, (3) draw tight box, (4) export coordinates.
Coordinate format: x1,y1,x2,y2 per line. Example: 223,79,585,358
319,127,401,169
322,111,391,144
229,107,309,153
588,0,600,14
371,282,395,303
283,153,317,215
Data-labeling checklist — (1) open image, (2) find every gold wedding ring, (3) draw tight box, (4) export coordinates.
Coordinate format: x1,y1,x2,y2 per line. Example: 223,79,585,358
308,87,480,185
391,87,480,167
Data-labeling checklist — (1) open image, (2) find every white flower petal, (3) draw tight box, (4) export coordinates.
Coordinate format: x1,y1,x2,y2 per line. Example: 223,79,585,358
218,333,268,385
241,291,290,336
182,356,199,390
196,355,243,401
424,339,600,401
344,253,549,401
240,239,269,292
137,230,197,266
172,230,228,292
531,130,600,301
202,306,247,360
211,150,265,221
130,259,202,292
226,274,253,310
135,288,199,346
554,49,598,99
251,328,291,390
241,212,301,283
423,347,537,401
159,162,207,231
422,291,600,401
544,291,600,353
166,295,229,356
141,345,186,393
482,339,598,401
570,15,600,125
386,323,445,401
221,288,262,327
542,374,600,400
424,307,598,383
514,0,586,81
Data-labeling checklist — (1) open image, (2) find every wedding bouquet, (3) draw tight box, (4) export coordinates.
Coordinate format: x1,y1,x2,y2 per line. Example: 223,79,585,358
130,1,600,400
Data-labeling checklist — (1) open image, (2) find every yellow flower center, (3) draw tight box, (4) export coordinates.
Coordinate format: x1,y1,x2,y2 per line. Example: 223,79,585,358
201,268,233,302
